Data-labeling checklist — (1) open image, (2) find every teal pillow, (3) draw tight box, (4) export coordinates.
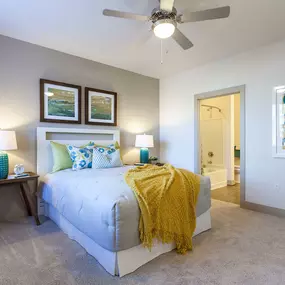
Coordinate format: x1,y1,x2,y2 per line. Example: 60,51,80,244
50,141,73,172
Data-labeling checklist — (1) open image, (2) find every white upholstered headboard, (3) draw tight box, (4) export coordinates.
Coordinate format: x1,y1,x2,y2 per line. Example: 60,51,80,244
37,127,120,177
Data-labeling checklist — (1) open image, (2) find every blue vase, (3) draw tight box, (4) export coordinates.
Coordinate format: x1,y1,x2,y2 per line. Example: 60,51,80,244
140,148,149,164
0,151,8,179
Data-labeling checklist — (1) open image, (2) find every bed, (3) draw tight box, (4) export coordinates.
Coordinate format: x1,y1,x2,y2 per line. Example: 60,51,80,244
37,127,211,277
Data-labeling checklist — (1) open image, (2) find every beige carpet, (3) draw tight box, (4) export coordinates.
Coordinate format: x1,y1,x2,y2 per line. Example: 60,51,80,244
211,184,240,205
1,200,285,285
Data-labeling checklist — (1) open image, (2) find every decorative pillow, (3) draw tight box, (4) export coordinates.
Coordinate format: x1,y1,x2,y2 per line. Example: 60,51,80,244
92,146,123,169
88,141,120,149
88,141,122,161
50,141,73,172
66,145,93,170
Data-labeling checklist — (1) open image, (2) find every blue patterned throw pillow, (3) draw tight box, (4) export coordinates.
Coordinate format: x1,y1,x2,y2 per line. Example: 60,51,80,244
92,146,123,169
66,145,93,170
87,142,118,149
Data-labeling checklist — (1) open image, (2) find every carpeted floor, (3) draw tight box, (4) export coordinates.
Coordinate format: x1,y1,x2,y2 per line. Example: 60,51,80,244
1,200,285,285
211,184,240,205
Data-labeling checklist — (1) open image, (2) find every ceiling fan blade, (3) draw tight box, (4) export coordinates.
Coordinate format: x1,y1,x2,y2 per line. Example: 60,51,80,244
103,9,149,21
172,28,193,50
181,6,230,23
160,0,175,12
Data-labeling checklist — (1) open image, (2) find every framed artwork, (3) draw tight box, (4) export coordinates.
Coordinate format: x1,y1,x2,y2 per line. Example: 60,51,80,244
85,87,117,126
272,85,285,157
40,79,81,124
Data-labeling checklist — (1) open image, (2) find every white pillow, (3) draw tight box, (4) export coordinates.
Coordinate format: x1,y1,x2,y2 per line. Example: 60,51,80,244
92,146,123,169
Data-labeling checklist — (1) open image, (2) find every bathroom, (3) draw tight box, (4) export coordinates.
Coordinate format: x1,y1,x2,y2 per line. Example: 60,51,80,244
200,93,240,204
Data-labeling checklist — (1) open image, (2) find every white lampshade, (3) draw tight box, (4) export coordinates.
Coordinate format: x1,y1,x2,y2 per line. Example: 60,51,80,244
135,134,154,148
0,131,18,151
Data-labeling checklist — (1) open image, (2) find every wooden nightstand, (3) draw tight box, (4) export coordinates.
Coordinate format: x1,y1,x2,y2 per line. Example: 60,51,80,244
0,172,40,225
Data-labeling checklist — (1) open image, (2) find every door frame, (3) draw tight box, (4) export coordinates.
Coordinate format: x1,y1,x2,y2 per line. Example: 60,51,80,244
194,85,246,206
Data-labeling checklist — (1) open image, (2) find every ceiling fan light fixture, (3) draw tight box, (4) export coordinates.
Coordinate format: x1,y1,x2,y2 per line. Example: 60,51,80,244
152,19,176,39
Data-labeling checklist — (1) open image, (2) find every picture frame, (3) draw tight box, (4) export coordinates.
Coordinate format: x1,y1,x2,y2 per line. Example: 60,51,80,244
85,87,117,126
40,79,81,124
272,85,285,158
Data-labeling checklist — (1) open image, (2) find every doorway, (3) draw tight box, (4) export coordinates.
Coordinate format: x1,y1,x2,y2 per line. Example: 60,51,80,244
194,86,245,206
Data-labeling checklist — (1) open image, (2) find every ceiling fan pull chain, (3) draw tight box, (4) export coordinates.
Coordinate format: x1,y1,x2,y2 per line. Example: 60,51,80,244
160,40,163,64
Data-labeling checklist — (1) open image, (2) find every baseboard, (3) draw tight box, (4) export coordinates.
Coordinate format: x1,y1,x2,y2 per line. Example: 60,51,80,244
241,201,285,218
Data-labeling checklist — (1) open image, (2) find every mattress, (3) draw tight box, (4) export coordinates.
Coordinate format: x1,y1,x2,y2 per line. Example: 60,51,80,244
40,166,211,252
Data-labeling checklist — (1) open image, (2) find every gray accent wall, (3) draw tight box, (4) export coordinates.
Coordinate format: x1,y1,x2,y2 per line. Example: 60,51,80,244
0,35,159,220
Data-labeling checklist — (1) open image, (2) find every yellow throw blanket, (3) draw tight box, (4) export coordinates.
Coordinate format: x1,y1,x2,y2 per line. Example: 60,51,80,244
125,163,200,254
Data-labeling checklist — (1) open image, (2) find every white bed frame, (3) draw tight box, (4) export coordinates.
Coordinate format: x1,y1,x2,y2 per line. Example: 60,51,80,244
37,127,211,277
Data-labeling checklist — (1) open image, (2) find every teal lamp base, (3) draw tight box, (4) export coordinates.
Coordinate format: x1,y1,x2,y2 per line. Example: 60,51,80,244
0,151,8,179
140,148,149,164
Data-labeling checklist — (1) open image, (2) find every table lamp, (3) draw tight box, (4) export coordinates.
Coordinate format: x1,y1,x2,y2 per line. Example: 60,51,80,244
0,130,18,179
135,134,154,164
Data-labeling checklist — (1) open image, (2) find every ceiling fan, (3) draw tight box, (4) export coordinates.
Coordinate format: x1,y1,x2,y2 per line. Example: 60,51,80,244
103,0,230,50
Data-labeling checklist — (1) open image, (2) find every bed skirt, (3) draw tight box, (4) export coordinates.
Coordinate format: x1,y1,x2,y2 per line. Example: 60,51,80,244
45,204,211,277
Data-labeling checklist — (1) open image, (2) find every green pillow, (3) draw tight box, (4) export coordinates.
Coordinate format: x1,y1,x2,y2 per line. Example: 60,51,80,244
50,141,73,172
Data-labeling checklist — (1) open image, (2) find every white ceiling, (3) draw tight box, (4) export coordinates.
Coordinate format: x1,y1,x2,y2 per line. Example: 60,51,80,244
1,0,285,79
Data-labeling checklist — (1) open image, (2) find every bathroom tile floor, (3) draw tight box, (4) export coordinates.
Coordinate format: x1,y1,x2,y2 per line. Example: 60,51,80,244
211,183,240,205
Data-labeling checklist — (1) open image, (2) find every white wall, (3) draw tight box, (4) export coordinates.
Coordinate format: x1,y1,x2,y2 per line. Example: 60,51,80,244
160,39,285,210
